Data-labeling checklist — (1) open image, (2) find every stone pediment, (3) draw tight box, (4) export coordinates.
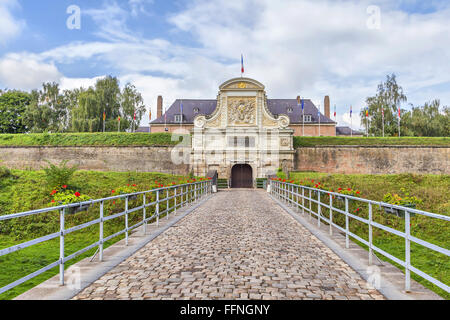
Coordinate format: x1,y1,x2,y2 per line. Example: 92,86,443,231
219,78,265,91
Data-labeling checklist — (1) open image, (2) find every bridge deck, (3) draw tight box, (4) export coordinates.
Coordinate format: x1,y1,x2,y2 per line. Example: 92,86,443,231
73,189,384,300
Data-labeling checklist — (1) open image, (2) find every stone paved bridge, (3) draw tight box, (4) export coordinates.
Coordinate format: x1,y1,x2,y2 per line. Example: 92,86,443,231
73,189,384,300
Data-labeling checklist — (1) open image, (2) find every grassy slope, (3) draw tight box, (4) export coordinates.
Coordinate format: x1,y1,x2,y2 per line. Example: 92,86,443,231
0,133,448,147
293,136,450,148
0,132,188,147
0,170,191,300
284,172,450,299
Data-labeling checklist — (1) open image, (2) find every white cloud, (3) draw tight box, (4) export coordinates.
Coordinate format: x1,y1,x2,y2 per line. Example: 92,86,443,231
0,0,25,45
0,54,62,90
1,0,450,129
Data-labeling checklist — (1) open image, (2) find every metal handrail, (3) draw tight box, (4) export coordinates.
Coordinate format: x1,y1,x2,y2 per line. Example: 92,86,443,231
0,180,212,295
269,179,449,294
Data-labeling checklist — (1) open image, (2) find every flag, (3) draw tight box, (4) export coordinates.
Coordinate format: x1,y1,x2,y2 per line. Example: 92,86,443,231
118,116,121,122
301,99,304,112
149,110,151,121
180,101,183,114
133,110,136,121
398,107,401,118
366,108,369,117
334,105,336,118
350,105,352,118
103,111,106,121
241,54,244,74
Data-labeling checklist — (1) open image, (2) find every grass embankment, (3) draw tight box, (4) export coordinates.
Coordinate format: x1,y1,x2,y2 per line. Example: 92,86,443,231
0,132,188,147
293,136,450,148
0,133,448,148
0,170,193,300
281,172,450,299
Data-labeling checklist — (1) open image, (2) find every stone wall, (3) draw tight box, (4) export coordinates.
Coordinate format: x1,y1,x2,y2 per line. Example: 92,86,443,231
1,145,448,176
295,146,449,175
0,146,190,175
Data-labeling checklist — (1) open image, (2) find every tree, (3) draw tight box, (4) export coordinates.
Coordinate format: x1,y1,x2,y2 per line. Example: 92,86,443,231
407,100,449,136
362,74,407,136
121,83,146,131
0,90,31,133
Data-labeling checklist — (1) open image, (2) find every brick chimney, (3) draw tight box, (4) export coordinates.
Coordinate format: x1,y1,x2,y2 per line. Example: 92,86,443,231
157,96,163,119
324,96,330,119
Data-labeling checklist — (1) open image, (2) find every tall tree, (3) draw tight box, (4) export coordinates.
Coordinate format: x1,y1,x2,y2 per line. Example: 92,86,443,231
362,74,407,136
0,90,31,133
121,83,146,131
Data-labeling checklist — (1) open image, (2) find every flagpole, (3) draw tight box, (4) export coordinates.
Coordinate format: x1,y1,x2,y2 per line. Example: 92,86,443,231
398,107,401,138
318,104,321,137
382,106,384,137
350,105,353,138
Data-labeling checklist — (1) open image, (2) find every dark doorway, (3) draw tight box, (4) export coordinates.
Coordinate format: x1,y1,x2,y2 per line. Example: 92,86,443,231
231,164,253,188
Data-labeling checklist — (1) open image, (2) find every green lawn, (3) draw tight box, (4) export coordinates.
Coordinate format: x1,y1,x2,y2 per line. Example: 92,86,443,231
0,170,193,300
293,136,450,148
280,172,450,299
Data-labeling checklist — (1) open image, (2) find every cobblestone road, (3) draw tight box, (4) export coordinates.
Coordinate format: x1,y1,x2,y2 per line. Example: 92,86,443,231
73,189,384,300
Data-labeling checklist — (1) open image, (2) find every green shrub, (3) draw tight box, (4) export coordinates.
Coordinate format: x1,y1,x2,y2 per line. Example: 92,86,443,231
42,160,78,189
0,166,11,179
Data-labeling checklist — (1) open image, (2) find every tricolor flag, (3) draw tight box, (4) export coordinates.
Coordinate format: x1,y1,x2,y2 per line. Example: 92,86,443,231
334,105,336,118
149,110,152,121
133,110,136,121
366,107,369,118
103,111,106,121
301,99,304,112
241,54,244,75
398,107,401,118
118,116,121,122
350,105,353,118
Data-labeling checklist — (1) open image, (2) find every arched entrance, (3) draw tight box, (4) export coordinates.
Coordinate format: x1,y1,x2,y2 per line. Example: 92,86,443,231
231,164,253,188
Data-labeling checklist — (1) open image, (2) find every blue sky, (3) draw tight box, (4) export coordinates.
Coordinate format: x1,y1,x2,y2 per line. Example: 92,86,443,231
0,0,449,128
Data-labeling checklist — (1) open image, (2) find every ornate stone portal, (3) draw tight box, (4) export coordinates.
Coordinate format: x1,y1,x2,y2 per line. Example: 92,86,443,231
191,77,294,186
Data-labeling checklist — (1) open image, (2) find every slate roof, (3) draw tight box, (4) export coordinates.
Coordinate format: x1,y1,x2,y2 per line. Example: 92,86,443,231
151,99,335,125
336,126,364,136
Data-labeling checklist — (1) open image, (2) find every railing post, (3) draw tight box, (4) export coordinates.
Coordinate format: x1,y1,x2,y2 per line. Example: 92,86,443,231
125,196,129,246
318,191,321,227
166,188,170,220
99,201,104,261
329,194,333,236
309,189,312,220
143,193,147,235
59,208,65,286
174,187,177,215
405,210,411,292
301,187,305,215
195,183,198,202
369,203,373,265
345,198,349,249
156,191,159,226
296,185,299,212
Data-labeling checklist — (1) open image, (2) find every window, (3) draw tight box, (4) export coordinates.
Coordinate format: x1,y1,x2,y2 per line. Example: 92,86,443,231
228,136,255,148
174,114,182,123
303,115,312,122
194,108,200,113
287,107,293,113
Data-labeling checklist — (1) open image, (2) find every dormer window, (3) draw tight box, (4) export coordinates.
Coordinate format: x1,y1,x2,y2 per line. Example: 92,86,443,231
287,107,293,113
174,114,183,123
303,115,312,122
194,107,200,114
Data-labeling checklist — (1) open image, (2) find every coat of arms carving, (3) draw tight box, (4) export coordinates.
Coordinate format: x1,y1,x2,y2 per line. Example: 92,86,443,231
227,97,256,125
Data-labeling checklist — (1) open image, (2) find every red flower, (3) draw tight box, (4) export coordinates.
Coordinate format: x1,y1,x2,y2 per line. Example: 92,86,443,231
356,208,361,212
338,188,342,191
74,192,81,197
356,191,361,195
315,184,319,188
62,185,67,189
347,188,352,191
132,184,137,187
112,190,115,194
311,180,314,183
127,184,130,187
51,200,55,203
50,190,57,195
113,201,116,205
318,182,321,185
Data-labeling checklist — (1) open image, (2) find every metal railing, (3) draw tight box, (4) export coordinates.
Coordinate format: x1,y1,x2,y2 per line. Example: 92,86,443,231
269,179,450,294
0,180,212,295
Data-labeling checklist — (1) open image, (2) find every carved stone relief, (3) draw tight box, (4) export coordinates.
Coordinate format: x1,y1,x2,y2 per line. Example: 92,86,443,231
227,97,256,126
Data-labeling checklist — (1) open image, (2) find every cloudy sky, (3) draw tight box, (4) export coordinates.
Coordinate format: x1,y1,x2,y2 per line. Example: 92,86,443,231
0,0,449,128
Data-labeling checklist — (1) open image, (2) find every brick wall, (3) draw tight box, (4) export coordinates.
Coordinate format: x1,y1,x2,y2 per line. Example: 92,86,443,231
295,146,449,174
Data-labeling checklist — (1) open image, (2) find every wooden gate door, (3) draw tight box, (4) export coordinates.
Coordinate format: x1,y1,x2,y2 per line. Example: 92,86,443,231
231,164,253,188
